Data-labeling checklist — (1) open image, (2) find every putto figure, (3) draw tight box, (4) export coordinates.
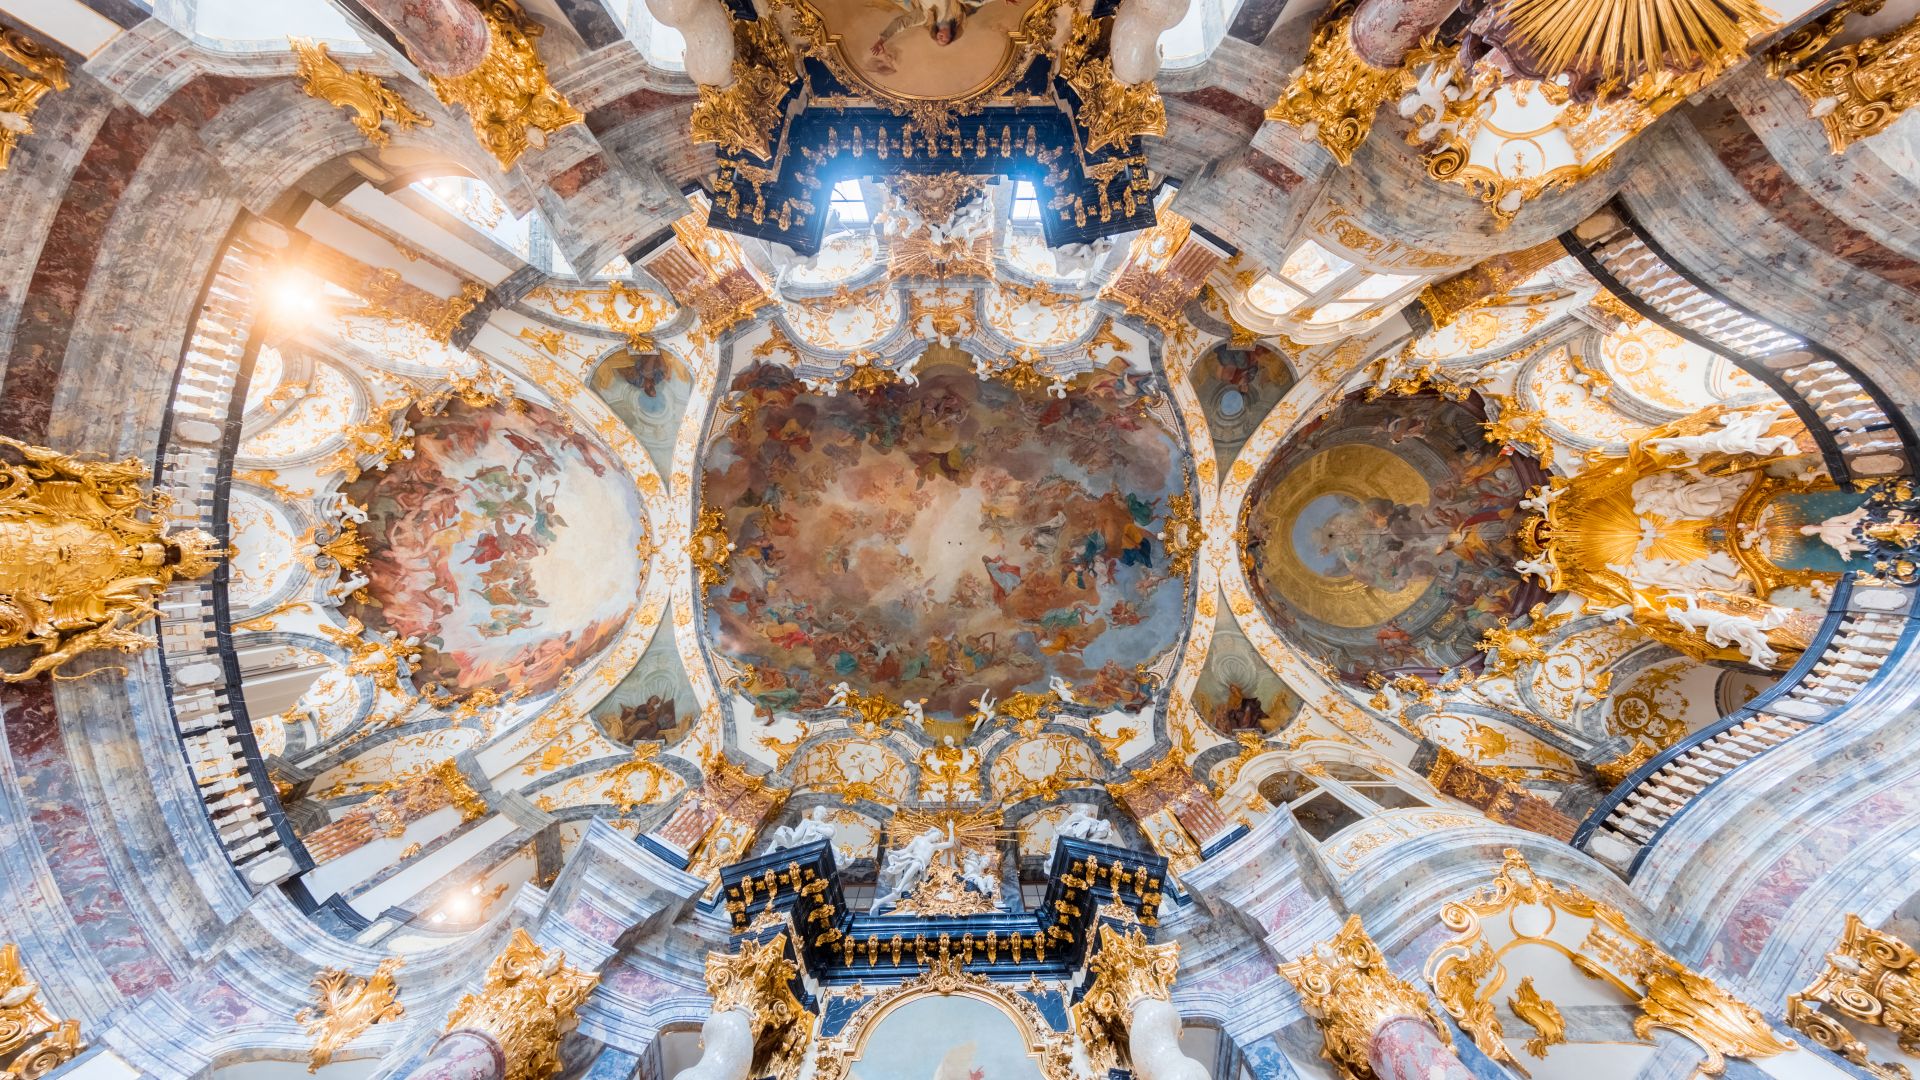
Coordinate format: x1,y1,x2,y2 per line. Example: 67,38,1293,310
0,436,223,682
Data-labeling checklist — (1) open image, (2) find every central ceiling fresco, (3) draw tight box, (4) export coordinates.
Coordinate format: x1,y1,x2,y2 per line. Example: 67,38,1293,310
701,352,1190,719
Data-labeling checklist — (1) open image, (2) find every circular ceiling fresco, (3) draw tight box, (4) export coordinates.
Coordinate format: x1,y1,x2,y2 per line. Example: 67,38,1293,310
701,356,1190,719
1242,391,1548,685
342,397,647,698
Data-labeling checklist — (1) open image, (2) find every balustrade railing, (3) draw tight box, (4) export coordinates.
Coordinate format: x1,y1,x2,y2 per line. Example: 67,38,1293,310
1562,204,1920,876
153,220,312,889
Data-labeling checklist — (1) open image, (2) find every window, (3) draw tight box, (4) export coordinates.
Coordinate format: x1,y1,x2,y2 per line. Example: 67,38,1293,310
1009,180,1043,223
1245,241,1431,331
828,179,870,226
1257,760,1431,842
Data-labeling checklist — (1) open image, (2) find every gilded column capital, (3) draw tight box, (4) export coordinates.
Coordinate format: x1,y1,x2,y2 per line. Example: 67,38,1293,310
1072,924,1183,1074
1781,8,1920,154
1279,914,1451,1080
1264,1,1407,166
425,0,584,170
443,929,599,1080
702,931,814,1080
1787,913,1919,1078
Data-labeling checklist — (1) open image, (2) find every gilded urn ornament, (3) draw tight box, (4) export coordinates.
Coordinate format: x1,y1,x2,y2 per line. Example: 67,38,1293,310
0,435,223,682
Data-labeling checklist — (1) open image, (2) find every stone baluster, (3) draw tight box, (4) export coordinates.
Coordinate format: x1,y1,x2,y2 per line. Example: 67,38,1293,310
356,0,494,77
1279,915,1475,1080
673,932,812,1080
400,928,598,1080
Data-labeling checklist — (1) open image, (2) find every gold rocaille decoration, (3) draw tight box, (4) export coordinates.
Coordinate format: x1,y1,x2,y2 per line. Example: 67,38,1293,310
1162,489,1203,580
1786,914,1919,1079
1767,0,1883,77
443,929,598,1080
1056,9,1167,154
690,18,794,162
290,37,432,148
529,280,673,352
1073,925,1181,1074
358,267,488,344
0,943,83,1080
1479,0,1773,107
297,958,406,1071
704,931,814,1080
1427,849,1790,1075
1281,914,1454,1080
425,0,584,170
0,26,67,172
689,502,735,594
1264,0,1407,165
1509,976,1566,1059
0,436,224,683
1782,7,1920,154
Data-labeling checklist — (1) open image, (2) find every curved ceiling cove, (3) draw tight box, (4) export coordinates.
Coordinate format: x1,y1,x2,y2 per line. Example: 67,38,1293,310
342,398,648,699
701,353,1190,719
1242,391,1549,685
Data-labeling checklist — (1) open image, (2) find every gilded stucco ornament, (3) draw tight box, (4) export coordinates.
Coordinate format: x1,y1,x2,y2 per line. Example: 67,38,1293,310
690,18,796,161
690,502,736,594
0,943,84,1079
297,958,407,1071
0,436,224,683
290,38,432,148
1786,913,1919,1079
1072,924,1181,1074
1280,914,1454,1080
1509,976,1566,1058
1777,4,1920,154
704,931,814,1080
1056,9,1167,154
1265,0,1409,165
357,267,488,344
1472,0,1773,108
424,0,584,170
442,928,599,1080
0,26,66,172
1426,849,1789,1076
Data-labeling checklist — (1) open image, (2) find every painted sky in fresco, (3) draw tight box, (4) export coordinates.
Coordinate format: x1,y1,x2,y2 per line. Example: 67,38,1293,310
1243,391,1546,685
702,361,1189,718
344,398,646,697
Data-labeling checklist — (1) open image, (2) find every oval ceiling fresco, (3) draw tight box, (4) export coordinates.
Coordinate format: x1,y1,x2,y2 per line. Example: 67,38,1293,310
342,397,647,698
701,355,1190,719
1242,391,1548,685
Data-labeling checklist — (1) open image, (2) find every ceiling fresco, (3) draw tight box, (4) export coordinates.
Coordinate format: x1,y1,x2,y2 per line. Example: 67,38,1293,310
341,397,649,698
1241,391,1549,686
700,351,1192,719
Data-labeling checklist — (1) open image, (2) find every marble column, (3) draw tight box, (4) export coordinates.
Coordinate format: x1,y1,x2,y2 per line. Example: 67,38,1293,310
400,1030,506,1080
357,0,493,77
1366,1015,1475,1080
670,1008,755,1080
1110,0,1190,85
1127,997,1213,1080
645,0,738,87
1348,0,1459,67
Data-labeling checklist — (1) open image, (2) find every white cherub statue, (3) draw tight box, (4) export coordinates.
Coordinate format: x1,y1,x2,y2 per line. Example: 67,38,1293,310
1054,802,1115,843
961,848,1005,910
769,806,836,852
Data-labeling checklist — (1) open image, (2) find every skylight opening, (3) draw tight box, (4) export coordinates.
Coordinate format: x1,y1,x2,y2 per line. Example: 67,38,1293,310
829,180,871,226
1010,181,1043,223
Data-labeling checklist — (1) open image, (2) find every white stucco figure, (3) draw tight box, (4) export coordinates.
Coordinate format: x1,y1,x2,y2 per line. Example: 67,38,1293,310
1664,596,1789,668
1631,470,1748,522
869,825,953,913
961,848,1005,910
769,806,836,852
1801,506,1870,559
1514,556,1556,583
1518,484,1560,516
1610,550,1749,595
1049,676,1076,703
1055,803,1115,843
1647,409,1802,464
826,681,852,710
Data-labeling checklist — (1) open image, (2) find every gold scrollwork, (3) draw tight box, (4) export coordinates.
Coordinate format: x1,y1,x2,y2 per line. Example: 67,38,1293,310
297,958,407,1071
691,18,797,162
1782,8,1920,154
690,502,736,594
443,929,599,1080
1510,976,1566,1059
290,37,432,148
0,943,84,1079
0,26,67,172
0,436,224,683
1785,914,1918,1080
1073,925,1182,1074
425,0,585,170
705,932,815,1080
1265,1,1406,165
1282,913,1455,1080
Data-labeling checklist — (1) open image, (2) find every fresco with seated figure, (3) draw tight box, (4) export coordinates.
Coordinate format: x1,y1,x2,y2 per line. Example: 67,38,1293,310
701,356,1189,719
1242,391,1547,685
342,398,647,698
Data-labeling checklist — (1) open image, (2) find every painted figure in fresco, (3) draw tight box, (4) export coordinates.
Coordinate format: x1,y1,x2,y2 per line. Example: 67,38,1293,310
867,0,987,71
770,806,837,851
870,825,955,913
